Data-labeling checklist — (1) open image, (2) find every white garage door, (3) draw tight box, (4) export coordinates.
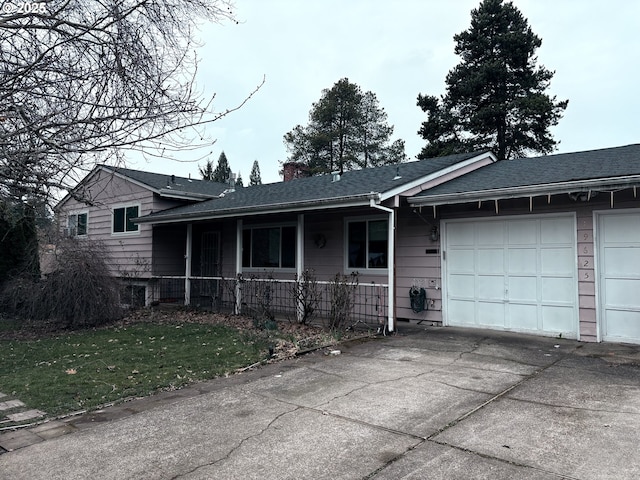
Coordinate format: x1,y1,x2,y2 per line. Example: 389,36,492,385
597,211,640,343
444,215,578,338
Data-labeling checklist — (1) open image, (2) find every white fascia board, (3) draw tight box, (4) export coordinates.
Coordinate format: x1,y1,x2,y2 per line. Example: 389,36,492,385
408,175,640,207
379,152,498,202
136,193,378,225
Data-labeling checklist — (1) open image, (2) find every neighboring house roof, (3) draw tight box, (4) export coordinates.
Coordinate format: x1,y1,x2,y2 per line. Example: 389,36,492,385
137,151,494,224
56,164,229,209
409,144,640,206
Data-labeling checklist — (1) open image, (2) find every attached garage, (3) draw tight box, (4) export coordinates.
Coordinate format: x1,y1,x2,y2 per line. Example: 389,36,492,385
442,215,579,338
596,210,640,343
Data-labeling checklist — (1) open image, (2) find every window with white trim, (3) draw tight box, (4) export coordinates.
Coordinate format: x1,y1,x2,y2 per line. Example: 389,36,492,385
67,212,88,236
112,205,139,234
242,225,296,269
347,218,388,269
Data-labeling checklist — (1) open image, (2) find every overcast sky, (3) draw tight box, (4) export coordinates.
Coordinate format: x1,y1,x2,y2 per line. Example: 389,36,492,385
129,0,640,185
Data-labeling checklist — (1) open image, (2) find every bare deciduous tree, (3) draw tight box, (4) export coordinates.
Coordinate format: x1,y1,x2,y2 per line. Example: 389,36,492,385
0,0,261,205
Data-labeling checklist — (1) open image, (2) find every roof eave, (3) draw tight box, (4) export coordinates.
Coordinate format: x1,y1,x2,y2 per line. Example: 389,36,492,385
136,192,380,225
408,175,640,207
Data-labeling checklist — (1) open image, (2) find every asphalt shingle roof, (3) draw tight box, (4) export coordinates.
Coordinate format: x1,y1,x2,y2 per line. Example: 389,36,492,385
414,144,640,198
139,151,487,221
101,165,229,198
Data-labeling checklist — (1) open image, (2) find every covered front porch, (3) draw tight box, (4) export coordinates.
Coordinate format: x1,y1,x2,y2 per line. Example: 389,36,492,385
145,206,396,331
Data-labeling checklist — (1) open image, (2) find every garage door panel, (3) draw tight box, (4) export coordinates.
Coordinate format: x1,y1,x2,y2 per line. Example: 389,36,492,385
477,275,504,299
542,305,576,333
541,248,575,274
509,304,538,330
477,222,504,245
508,220,537,245
601,214,640,242
477,248,504,273
541,217,575,244
448,223,476,245
448,249,475,272
605,311,640,340
477,302,505,327
603,247,640,275
508,276,537,302
449,300,476,325
448,274,475,298
541,277,575,303
603,278,640,307
508,248,537,273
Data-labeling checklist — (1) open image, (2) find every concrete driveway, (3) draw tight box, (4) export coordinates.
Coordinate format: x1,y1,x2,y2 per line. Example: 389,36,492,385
1,324,639,479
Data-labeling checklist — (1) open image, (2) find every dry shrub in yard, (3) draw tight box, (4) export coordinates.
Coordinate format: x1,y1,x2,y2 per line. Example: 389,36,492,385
0,237,122,329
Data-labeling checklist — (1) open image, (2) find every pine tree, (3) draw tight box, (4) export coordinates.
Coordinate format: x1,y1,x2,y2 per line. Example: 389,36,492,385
284,78,406,175
236,173,244,187
199,160,214,181
417,0,568,160
212,152,232,183
249,160,262,186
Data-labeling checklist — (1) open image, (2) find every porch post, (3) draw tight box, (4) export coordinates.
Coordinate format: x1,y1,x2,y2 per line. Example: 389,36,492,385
235,219,243,315
184,223,192,306
296,213,304,323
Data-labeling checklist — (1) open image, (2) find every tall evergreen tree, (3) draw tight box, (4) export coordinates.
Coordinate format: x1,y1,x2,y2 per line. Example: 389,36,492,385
249,160,262,186
236,173,244,187
417,0,568,160
199,160,215,181
212,151,232,183
284,78,406,175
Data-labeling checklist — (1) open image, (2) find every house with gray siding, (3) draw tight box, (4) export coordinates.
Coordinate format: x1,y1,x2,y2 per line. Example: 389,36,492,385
57,144,640,344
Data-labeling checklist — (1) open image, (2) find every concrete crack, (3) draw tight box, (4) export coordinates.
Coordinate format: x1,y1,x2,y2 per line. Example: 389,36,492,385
169,407,298,480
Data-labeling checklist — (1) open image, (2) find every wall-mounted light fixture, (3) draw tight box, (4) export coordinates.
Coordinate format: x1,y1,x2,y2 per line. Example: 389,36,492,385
430,226,439,242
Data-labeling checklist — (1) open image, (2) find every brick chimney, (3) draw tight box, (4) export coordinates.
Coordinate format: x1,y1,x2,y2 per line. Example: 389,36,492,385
282,162,311,182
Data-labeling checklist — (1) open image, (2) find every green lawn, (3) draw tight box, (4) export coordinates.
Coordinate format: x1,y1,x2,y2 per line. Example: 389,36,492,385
0,322,271,420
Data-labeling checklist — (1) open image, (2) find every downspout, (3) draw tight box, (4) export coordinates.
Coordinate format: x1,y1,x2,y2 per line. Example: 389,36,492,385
235,219,243,315
369,198,395,332
184,223,192,306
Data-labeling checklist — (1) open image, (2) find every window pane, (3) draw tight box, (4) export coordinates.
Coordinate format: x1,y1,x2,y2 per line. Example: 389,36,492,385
125,206,139,232
368,220,388,268
77,213,87,236
348,221,366,268
68,214,77,231
281,226,296,268
113,208,125,233
252,227,279,268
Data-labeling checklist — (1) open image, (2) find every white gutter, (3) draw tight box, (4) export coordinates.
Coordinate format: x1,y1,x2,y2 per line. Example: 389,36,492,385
369,197,395,333
408,175,640,207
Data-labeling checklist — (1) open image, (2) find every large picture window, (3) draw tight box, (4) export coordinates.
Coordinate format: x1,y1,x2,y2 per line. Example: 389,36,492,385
67,212,88,236
347,218,388,269
113,205,139,233
242,225,296,269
